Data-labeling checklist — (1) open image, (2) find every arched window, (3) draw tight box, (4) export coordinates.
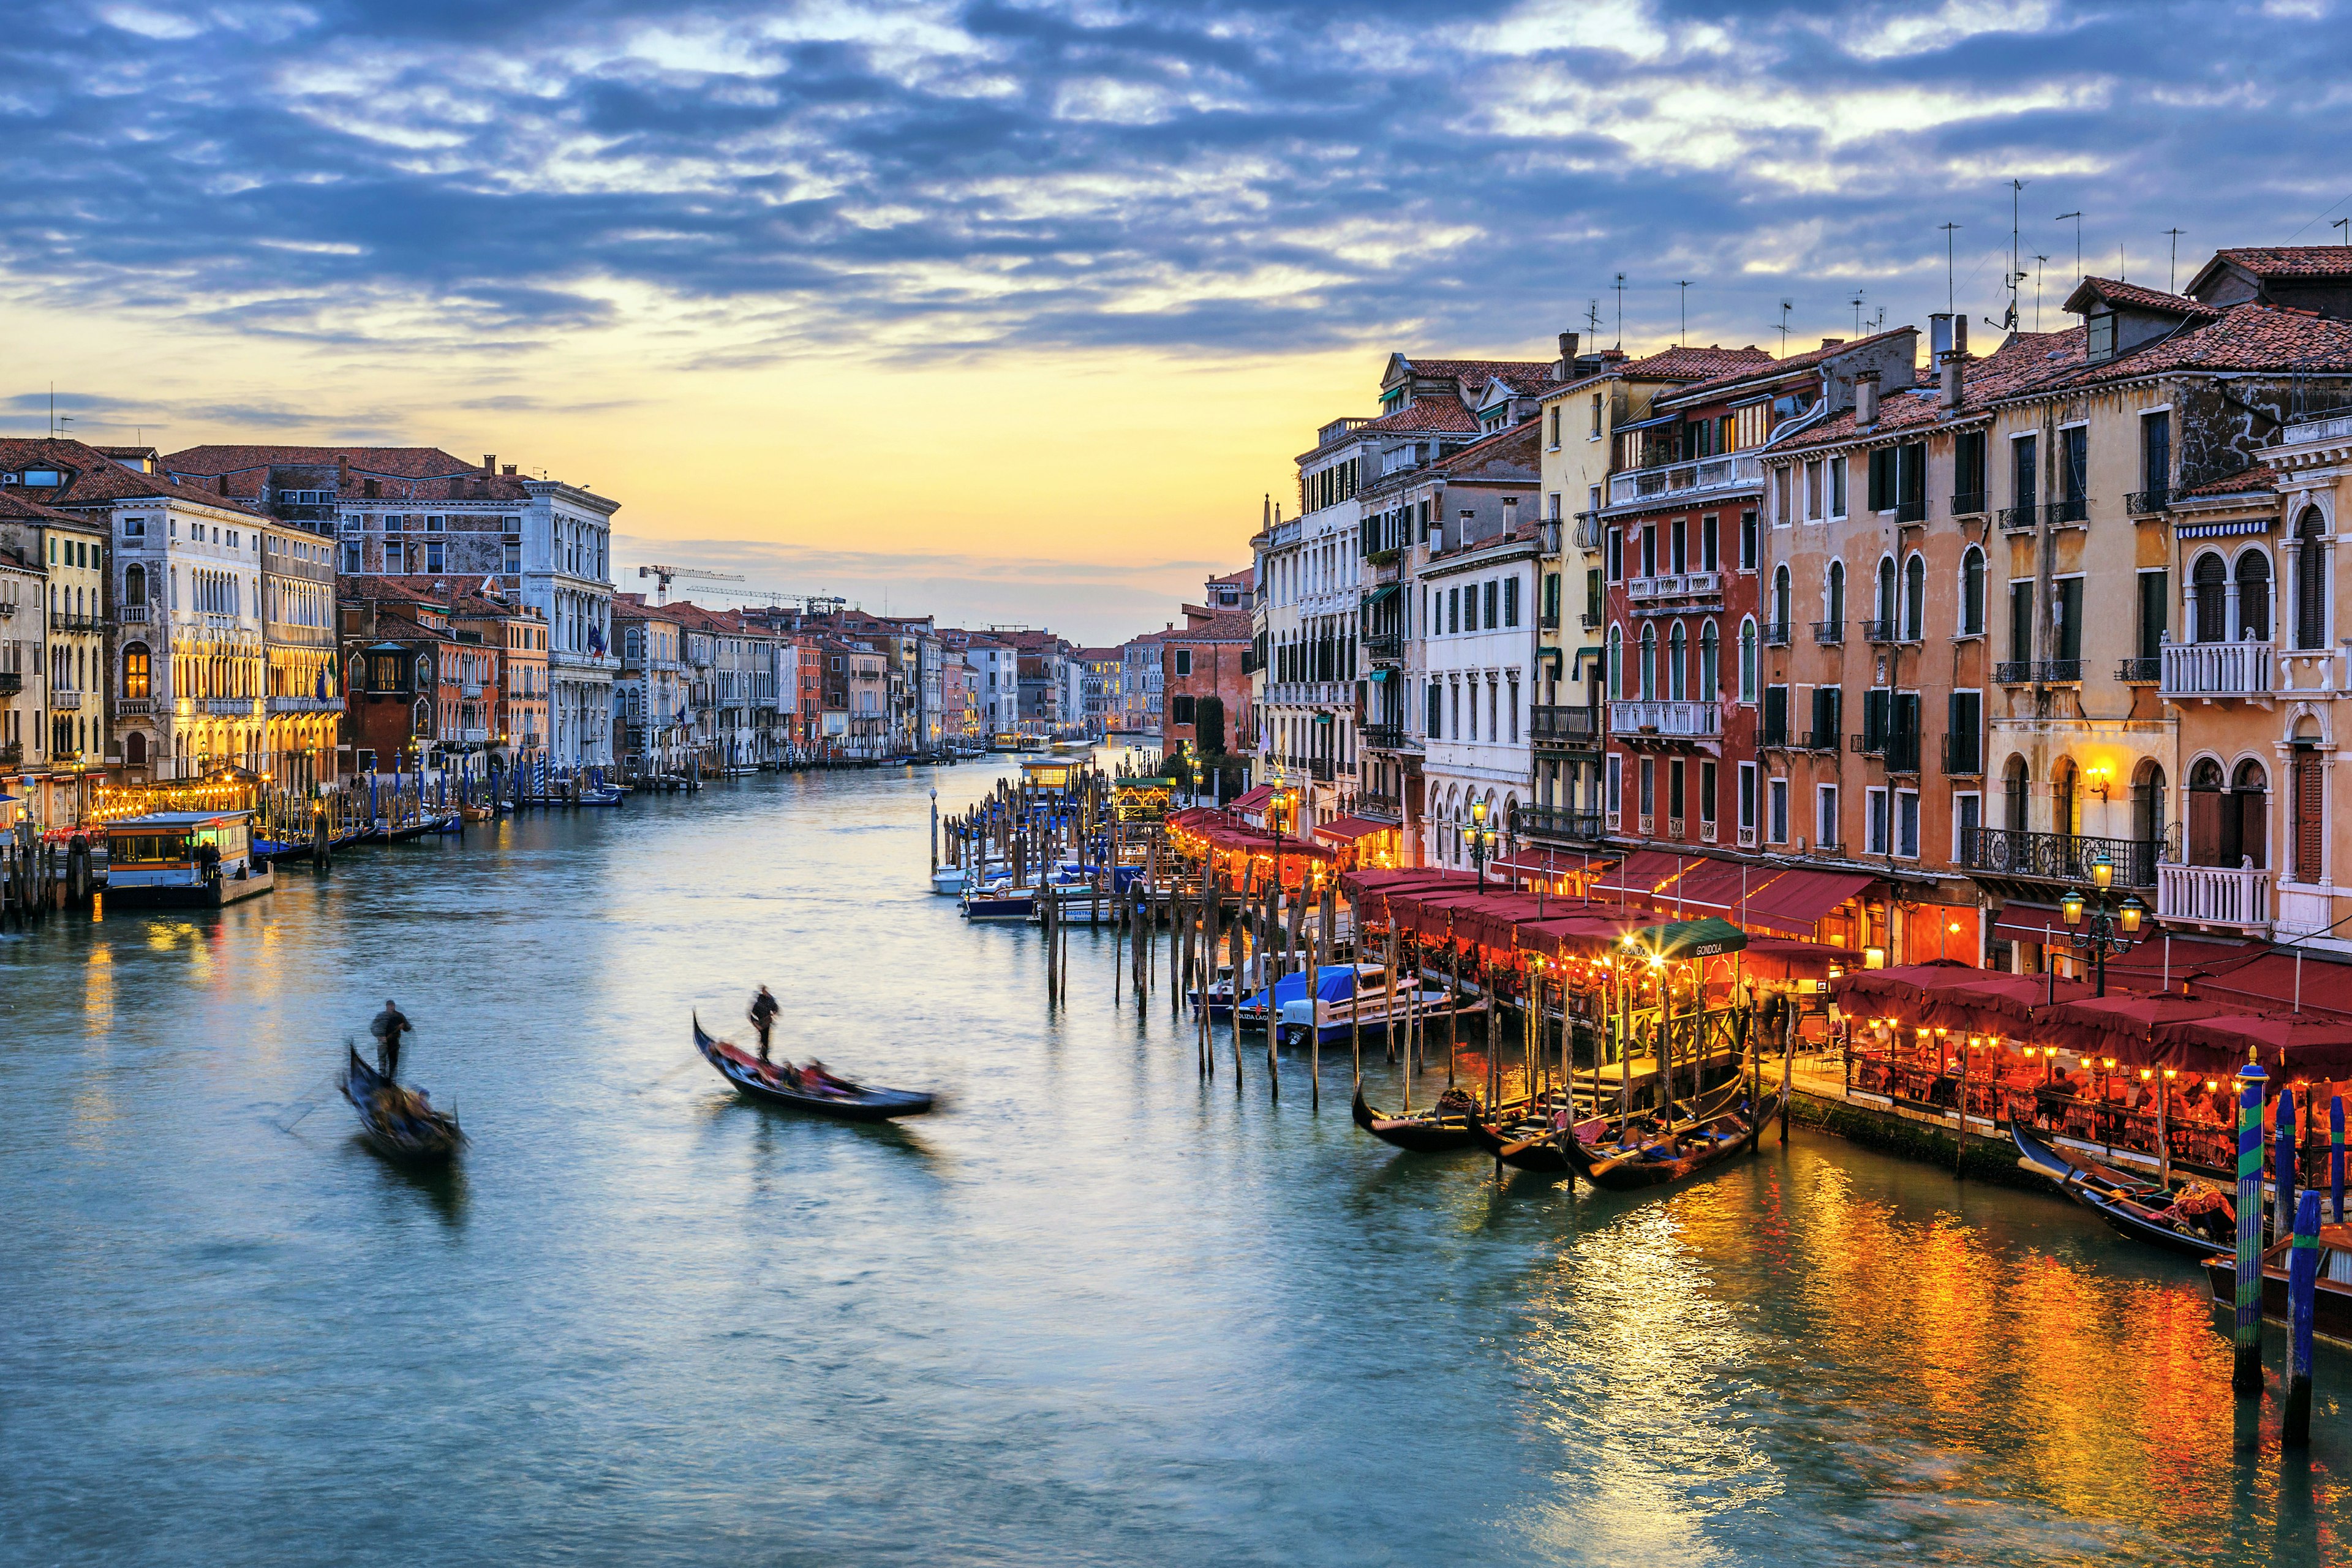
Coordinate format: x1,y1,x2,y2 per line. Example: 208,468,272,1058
2133,759,2166,846
1826,559,1845,631
1739,617,1758,703
2003,755,2029,832
1668,621,1687,701
1772,564,1790,627
2192,552,2226,643
124,563,146,607
1961,546,1985,636
2051,757,2078,837
1698,621,1719,698
2295,507,2328,650
1876,555,1897,627
126,732,146,766
2236,551,2271,641
1606,625,1623,699
2231,760,2269,869
123,643,150,700
1640,624,1657,700
1903,554,1926,641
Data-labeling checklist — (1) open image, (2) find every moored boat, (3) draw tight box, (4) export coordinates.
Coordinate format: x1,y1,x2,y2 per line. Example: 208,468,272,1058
2011,1123,2235,1260
1559,1081,1779,1191
690,1015,933,1121
1351,1082,1538,1154
2204,1224,2352,1348
341,1046,464,1164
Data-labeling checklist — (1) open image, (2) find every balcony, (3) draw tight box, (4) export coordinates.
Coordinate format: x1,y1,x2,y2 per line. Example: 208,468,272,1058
463,684,485,699
51,688,83,710
1529,704,1598,750
0,671,18,694
2161,640,2273,701
53,612,101,634
1608,698,1721,738
1608,452,1763,508
1994,660,2033,685
1626,571,1724,606
1308,756,1335,783
2117,657,2162,684
205,698,257,716
1799,729,1840,752
1580,610,1602,631
2037,659,2084,684
0,741,17,766
1951,491,1989,518
2157,861,2272,932
1514,803,1605,843
2127,486,2171,516
1573,514,1604,552
1940,733,1981,776
1861,617,1897,644
1999,504,2037,532
1961,827,2158,888
461,727,491,745
1883,732,1921,774
116,605,149,624
267,695,345,714
1812,619,1844,646
1894,497,1927,524
115,698,152,716
1354,791,1402,823
1363,723,1409,752
1759,620,1790,647
1363,632,1402,663
2046,496,2089,527
1539,611,1561,631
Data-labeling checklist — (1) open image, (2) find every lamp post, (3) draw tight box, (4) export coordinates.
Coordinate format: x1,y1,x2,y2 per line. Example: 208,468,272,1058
1469,796,1498,892
2060,851,2144,998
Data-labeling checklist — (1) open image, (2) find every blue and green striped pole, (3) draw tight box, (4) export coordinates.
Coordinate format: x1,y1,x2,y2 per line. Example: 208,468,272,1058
2275,1085,2299,1243
2331,1095,2344,1224
2285,1189,2321,1446
2234,1066,2268,1394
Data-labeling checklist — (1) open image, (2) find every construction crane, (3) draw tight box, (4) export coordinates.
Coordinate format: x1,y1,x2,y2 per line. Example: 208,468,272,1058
638,564,744,605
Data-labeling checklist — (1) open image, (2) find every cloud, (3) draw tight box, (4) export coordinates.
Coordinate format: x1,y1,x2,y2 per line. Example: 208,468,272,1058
6,0,2344,367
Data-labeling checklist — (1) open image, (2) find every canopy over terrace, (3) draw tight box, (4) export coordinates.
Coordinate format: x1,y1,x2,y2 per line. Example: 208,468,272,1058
1164,809,1334,888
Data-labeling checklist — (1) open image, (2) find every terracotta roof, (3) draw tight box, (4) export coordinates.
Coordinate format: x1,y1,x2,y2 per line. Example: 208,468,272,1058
1673,327,1918,401
609,596,682,625
2062,276,2222,319
161,445,537,504
1205,568,1254,587
340,576,450,608
1616,344,1777,382
2207,247,2352,281
1433,415,1542,475
1766,331,2081,454
2177,464,2279,499
2050,302,2352,390
1355,396,1478,435
1397,358,1558,394
0,488,86,526
1161,609,1253,644
0,437,257,513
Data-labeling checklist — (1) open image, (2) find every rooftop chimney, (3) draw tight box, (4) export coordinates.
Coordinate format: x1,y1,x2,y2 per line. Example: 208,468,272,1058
1941,354,1962,409
1821,337,1845,350
1929,313,1954,361
483,453,496,473
1558,331,1579,361
503,465,517,475
1854,372,1880,426
336,454,350,491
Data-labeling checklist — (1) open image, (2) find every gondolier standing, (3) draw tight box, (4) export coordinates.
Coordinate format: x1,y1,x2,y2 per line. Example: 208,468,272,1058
748,986,780,1063
371,998,412,1081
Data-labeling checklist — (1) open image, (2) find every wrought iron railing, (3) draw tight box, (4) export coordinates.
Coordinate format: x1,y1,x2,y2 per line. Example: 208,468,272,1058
2037,659,2084,683
1999,505,2037,532
2126,486,2170,515
1362,723,1409,751
1513,802,1605,842
1760,620,1791,647
1529,705,1597,747
1994,660,2034,684
1861,617,1897,644
1363,633,1402,662
1579,610,1602,631
1941,733,1981,775
0,671,19,695
2117,656,2161,684
2046,496,2089,526
1883,731,1921,774
1951,491,1989,517
1894,497,1927,524
1800,729,1840,752
1812,619,1844,646
1960,828,2158,886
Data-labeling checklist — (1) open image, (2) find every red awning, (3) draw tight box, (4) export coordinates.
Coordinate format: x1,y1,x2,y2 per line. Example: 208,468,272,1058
2038,993,2233,1063
1585,850,1705,900
1229,784,1278,815
1313,815,1395,843
2150,1009,2352,1077
2183,951,2352,1022
1741,936,1852,981
1343,867,1474,903
1491,844,1618,881
1740,869,1876,936
1518,911,1646,960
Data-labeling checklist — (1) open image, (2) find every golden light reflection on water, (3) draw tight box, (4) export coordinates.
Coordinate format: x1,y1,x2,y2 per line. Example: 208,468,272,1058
1502,1144,2346,1563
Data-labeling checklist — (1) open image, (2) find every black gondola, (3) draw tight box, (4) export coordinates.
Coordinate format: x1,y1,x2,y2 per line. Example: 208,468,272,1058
1351,1083,1532,1154
2011,1123,2233,1260
692,1015,933,1121
1559,1083,1778,1191
341,1046,464,1164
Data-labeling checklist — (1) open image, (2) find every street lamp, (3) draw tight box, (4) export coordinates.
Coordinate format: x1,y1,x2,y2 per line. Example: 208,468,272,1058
2060,851,2142,998
1468,796,1499,892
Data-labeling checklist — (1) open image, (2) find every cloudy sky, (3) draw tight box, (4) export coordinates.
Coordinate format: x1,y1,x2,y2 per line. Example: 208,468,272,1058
5,0,2347,640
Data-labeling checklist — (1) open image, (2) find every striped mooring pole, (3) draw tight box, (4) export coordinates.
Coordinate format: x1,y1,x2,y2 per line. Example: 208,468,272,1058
2332,1095,2345,1224
2275,1085,2299,1245
2234,1066,2269,1395
2286,1189,2321,1446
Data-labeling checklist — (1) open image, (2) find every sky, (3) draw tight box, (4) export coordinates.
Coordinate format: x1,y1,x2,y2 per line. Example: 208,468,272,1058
6,0,2351,643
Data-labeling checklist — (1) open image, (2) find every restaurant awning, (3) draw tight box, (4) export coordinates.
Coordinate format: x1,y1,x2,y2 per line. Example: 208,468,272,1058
1632,915,1747,961
2183,949,2352,1022
1229,785,1278,815
1585,850,1705,902
1740,869,1875,936
1313,815,1395,843
1518,911,1646,960
1491,844,1618,880
2149,1010,2352,1077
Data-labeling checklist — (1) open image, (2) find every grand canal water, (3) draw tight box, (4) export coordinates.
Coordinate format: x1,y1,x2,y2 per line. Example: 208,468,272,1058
4,755,2345,1566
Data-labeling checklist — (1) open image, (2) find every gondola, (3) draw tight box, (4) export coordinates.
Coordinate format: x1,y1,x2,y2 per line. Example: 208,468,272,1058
692,1014,933,1121
341,1046,464,1164
1351,1082,1535,1154
2204,1224,2352,1348
1559,1080,1778,1191
2011,1123,2234,1260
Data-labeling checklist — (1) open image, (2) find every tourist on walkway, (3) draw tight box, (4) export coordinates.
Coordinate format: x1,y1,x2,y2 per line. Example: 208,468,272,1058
371,999,412,1081
749,986,780,1062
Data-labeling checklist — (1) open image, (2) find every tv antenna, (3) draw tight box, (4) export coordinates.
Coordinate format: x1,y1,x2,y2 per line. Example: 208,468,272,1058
2033,254,2049,331
2164,227,2185,292
1850,290,1866,336
1613,273,1626,349
1939,221,1961,315
2056,209,2082,277
1677,280,1692,346
1777,299,1793,356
